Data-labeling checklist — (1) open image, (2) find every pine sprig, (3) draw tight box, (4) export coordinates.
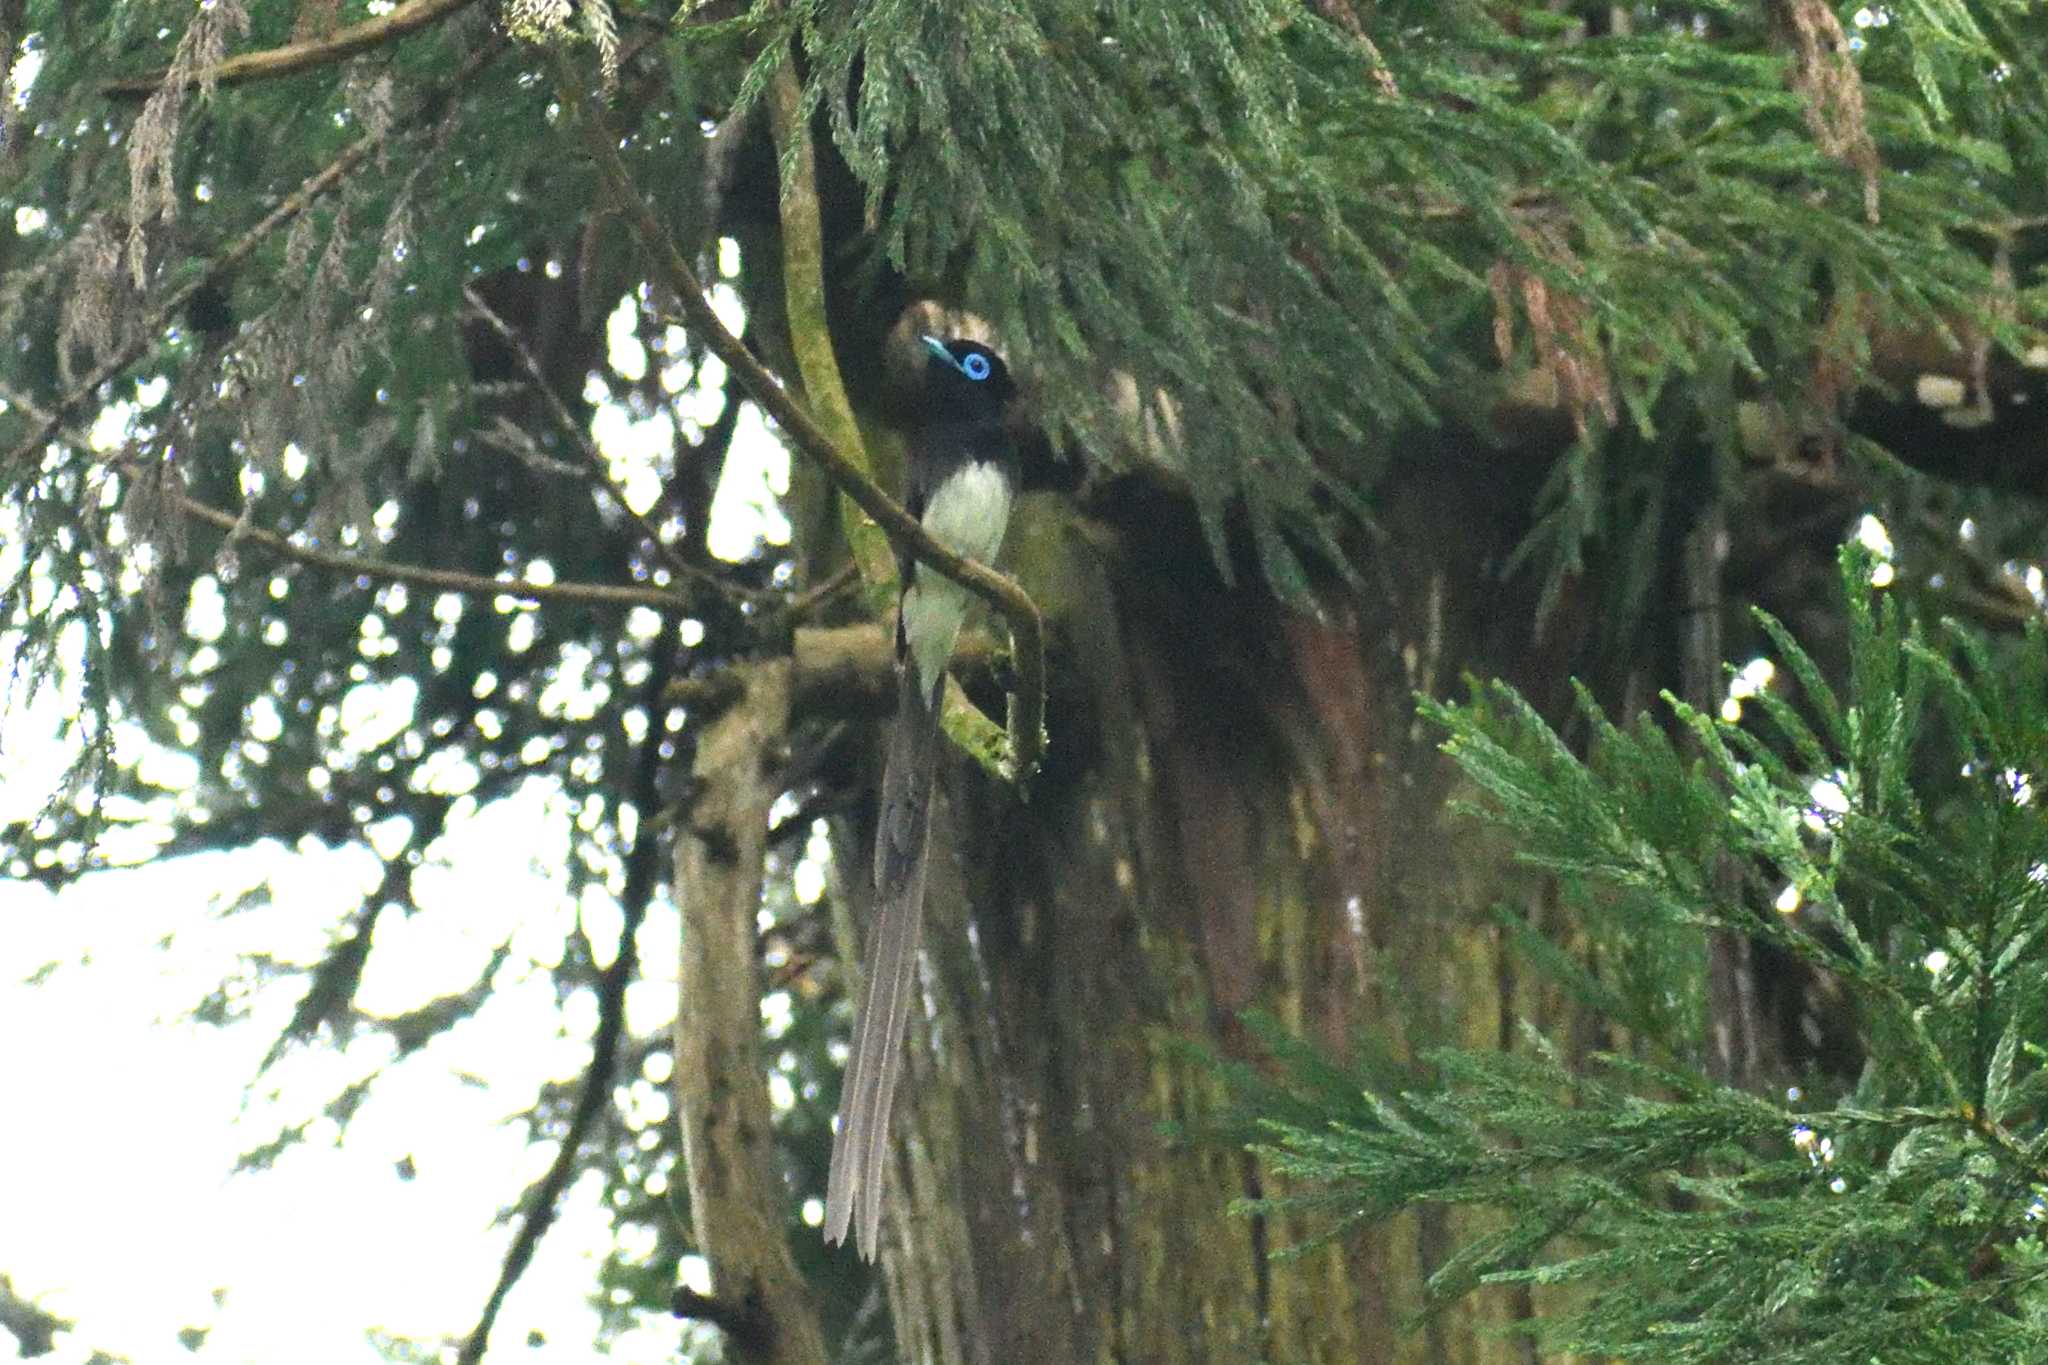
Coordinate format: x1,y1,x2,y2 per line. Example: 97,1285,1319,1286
1240,547,2048,1360
713,1,2048,595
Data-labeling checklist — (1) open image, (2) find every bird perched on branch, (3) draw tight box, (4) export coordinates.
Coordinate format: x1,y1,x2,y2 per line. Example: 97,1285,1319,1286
825,334,1020,1259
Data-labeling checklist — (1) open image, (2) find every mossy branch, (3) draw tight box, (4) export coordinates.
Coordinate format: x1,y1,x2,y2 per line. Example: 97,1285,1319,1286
766,62,894,591
765,62,1016,773
555,57,1048,780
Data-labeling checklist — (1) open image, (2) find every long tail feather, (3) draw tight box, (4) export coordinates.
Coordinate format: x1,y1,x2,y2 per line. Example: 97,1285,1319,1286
824,664,942,1257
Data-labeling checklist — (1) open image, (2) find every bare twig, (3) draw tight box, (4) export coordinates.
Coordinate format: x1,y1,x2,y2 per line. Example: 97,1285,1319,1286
5,367,692,619
552,56,1049,778
461,286,616,473
783,559,860,623
7,374,681,616
158,480,691,611
460,281,746,598
1911,509,2047,629
103,0,483,98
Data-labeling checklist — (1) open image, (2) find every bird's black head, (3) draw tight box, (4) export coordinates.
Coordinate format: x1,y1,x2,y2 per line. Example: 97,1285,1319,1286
920,335,1016,422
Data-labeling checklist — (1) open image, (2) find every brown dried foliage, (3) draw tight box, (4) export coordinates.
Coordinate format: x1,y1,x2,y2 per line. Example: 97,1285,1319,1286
1487,221,1616,436
51,220,131,387
126,0,252,284
1773,0,1882,225
292,0,344,44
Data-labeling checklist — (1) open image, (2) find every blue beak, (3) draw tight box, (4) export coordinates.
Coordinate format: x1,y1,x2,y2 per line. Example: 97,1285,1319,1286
921,334,965,374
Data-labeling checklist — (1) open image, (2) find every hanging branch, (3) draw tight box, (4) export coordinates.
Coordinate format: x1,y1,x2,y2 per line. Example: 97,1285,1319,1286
9,39,506,475
102,0,484,98
550,55,1049,780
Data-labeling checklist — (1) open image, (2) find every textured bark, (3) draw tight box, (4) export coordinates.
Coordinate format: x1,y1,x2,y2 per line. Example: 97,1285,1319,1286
672,661,830,1365
818,450,1595,1362
700,92,1909,1364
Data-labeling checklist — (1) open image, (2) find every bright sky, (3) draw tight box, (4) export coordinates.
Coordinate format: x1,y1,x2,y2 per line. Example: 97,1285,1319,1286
0,827,694,1364
0,265,787,1362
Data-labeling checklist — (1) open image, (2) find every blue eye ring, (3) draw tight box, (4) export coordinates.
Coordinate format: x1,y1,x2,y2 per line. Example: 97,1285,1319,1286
962,352,992,381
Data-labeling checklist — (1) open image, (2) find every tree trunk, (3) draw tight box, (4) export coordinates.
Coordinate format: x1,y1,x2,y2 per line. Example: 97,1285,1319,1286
836,444,1597,1362
674,661,832,1365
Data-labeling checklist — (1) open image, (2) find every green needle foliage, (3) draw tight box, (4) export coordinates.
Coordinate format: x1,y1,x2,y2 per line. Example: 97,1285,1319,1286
7,2,2048,1351
10,1,2048,819
1235,547,2048,1361
717,0,2048,591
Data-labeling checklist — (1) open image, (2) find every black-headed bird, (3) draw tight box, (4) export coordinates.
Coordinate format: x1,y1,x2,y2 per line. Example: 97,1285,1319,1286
824,335,1019,1258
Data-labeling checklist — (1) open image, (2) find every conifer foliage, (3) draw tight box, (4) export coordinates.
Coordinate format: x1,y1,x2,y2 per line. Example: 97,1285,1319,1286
5,0,2048,1358
1240,549,2048,1362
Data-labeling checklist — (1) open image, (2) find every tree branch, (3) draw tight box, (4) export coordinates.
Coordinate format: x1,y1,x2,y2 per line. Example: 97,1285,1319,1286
783,559,860,623
670,658,830,1365
101,0,484,98
159,479,693,612
664,621,1006,721
8,38,505,476
766,62,892,588
5,363,704,617
551,56,1050,780
460,281,744,598
4,375,690,613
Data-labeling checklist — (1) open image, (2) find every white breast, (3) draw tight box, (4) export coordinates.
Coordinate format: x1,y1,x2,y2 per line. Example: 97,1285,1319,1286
920,461,1013,563
902,461,1014,699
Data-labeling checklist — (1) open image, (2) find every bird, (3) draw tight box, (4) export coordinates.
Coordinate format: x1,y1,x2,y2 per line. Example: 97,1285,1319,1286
824,334,1020,1258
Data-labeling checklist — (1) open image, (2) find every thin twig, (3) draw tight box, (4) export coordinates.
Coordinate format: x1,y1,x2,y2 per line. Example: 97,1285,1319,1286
9,38,505,475
460,282,743,597
159,481,692,611
552,55,1049,778
784,559,860,623
102,0,483,98
4,371,694,617
1911,509,2046,629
